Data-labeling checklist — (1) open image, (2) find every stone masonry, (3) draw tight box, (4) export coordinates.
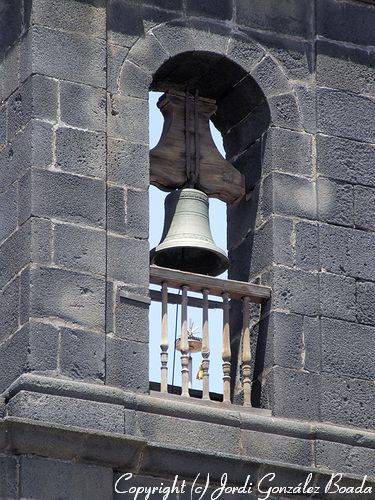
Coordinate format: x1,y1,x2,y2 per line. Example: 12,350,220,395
0,0,375,498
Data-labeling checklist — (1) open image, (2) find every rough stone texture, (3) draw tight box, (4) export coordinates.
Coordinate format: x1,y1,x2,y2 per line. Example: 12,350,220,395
107,235,149,286
0,184,17,244
357,281,375,326
354,185,375,231
319,273,356,322
0,456,17,499
60,328,105,382
19,456,113,500
8,391,125,433
317,177,353,227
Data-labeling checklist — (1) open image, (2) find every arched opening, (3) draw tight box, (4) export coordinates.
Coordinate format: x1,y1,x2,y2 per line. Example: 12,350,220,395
147,51,271,400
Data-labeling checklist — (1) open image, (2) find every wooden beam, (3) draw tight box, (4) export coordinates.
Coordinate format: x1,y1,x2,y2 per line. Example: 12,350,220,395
149,289,223,309
149,265,271,303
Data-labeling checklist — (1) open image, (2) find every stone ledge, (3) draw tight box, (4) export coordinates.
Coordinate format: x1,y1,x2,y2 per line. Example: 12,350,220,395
3,373,375,451
1,416,375,488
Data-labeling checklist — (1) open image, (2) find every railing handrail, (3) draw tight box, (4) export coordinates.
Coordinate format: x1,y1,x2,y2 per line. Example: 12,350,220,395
149,265,271,303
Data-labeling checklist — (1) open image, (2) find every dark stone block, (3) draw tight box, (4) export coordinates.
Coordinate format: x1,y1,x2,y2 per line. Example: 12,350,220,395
108,94,148,144
250,55,290,97
319,224,375,281
60,327,105,382
357,281,375,326
263,127,313,177
107,186,126,234
303,316,321,373
263,265,319,316
262,172,317,220
25,0,106,38
127,189,149,239
269,366,320,421
317,177,353,227
29,217,53,264
294,221,319,271
115,288,149,343
7,74,58,139
317,88,375,143
317,39,375,96
108,139,149,189
0,222,30,290
226,33,265,74
0,44,20,103
8,391,125,433
0,277,19,343
294,83,316,133
28,168,106,228
30,266,106,331
0,184,17,244
0,327,28,392
106,336,149,392
316,440,375,478
20,26,106,87
20,456,112,500
317,0,375,47
0,0,22,51
28,320,59,372
54,223,106,275
56,127,106,179
186,0,232,20
268,312,304,370
60,81,106,132
317,133,375,188
118,59,151,99
321,317,375,380
0,456,17,499
319,273,356,322
354,185,375,231
321,373,375,430
107,234,149,286
242,429,313,467
236,0,314,38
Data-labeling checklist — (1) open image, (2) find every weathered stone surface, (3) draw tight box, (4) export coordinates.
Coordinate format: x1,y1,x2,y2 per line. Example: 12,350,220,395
25,0,106,38
357,281,375,326
8,391,124,433
0,277,19,343
317,88,375,143
0,222,30,290
0,327,28,392
317,134,375,188
29,217,53,264
268,92,302,130
60,328,105,382
321,373,375,430
226,33,265,74
118,59,151,99
107,186,126,235
126,189,149,239
108,139,149,189
317,39,375,96
267,312,304,370
251,56,290,98
319,224,375,281
242,429,313,466
54,223,106,275
263,128,313,177
321,317,375,380
107,235,149,286
263,266,319,316
294,221,319,271
30,266,106,330
136,411,241,455
316,440,375,477
262,172,317,220
56,127,106,179
319,273,356,322
108,94,148,144
115,290,149,343
60,81,106,132
0,184,17,244
28,320,59,372
7,74,58,139
354,185,375,231
317,0,375,47
317,177,353,227
186,0,232,20
106,336,149,392
303,316,321,373
236,0,314,38
0,456,17,499
20,26,106,87
268,366,320,420
28,169,106,228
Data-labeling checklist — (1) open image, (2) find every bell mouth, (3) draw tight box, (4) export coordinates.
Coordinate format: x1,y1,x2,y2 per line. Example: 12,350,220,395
150,245,228,277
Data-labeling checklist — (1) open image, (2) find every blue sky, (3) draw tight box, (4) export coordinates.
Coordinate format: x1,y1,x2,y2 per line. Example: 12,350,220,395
148,91,227,394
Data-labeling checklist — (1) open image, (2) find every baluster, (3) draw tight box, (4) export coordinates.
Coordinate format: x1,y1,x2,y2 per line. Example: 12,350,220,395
201,289,210,400
222,292,231,404
242,296,252,406
160,282,168,393
180,285,190,397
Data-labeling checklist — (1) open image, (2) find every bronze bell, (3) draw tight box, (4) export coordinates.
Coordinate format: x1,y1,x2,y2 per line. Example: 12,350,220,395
150,188,228,277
